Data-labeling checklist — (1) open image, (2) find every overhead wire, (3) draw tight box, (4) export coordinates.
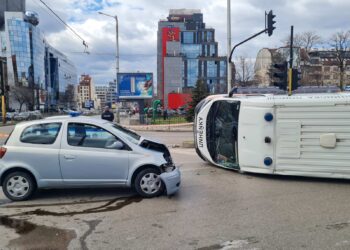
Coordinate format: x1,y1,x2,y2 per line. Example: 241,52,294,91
33,0,89,52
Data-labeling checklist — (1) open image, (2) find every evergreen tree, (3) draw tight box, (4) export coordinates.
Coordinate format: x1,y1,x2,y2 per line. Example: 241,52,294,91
186,80,209,122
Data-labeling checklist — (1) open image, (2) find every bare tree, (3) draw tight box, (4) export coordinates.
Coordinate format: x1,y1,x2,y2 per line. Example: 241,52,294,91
329,30,350,90
302,31,323,53
282,31,322,53
235,56,255,85
10,86,34,112
282,33,304,48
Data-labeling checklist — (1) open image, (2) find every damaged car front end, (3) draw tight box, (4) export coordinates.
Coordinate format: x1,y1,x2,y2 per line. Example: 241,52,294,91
139,139,181,195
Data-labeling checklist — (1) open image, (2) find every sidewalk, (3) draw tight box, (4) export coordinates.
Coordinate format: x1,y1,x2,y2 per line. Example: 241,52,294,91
125,122,194,132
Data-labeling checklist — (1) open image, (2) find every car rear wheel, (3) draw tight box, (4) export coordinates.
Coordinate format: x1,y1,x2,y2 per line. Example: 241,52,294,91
134,168,164,198
2,171,36,201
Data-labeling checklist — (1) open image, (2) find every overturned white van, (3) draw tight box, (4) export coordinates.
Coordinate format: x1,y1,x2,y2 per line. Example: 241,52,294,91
194,93,350,179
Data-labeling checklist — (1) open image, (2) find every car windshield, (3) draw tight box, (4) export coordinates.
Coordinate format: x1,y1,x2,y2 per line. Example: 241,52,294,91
111,124,141,145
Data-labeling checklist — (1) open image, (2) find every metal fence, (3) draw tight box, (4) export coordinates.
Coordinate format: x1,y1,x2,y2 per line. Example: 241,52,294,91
117,111,188,126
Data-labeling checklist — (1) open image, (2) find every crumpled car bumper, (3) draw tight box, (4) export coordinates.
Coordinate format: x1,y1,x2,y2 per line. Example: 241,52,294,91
160,166,181,195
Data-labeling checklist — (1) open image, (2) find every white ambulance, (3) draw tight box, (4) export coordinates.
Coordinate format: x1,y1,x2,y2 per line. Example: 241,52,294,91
194,93,350,179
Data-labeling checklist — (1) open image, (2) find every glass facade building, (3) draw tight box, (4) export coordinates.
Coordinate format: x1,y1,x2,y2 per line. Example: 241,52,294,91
46,45,77,109
7,17,32,86
1,11,77,110
158,9,227,107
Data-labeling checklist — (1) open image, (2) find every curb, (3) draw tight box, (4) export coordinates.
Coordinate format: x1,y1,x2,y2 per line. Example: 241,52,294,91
182,141,195,148
125,123,194,132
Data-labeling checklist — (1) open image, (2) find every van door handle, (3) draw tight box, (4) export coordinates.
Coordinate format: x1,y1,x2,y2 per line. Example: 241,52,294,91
64,155,76,160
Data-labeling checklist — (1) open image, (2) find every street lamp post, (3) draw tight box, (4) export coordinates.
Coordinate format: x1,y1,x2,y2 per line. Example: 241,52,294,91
98,12,119,77
227,0,232,93
99,11,120,122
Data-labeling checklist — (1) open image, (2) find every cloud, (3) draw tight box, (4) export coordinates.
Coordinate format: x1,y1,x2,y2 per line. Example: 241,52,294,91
27,0,350,85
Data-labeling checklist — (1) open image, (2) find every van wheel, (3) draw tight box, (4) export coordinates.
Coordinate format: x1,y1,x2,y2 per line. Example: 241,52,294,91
2,171,36,201
134,168,164,198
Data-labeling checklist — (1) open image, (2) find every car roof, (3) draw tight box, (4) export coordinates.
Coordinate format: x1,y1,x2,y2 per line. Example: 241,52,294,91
15,116,109,128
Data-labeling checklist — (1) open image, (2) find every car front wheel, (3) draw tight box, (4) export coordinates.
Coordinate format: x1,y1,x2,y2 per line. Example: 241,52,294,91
2,171,36,201
134,168,164,198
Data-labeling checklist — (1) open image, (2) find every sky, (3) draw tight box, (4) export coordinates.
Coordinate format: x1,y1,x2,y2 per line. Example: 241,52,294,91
26,0,350,85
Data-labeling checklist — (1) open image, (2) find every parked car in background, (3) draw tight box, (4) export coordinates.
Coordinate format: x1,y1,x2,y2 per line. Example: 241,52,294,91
6,112,17,121
0,116,181,201
13,112,30,121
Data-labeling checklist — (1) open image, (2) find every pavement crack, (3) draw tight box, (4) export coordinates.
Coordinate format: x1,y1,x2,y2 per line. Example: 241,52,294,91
80,220,102,250
326,222,350,231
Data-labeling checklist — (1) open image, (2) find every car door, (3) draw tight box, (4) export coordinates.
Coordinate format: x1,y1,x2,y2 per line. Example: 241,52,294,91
59,122,130,185
14,122,63,187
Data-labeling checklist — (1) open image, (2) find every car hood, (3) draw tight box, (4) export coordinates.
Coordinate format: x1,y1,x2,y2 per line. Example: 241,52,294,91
138,137,172,164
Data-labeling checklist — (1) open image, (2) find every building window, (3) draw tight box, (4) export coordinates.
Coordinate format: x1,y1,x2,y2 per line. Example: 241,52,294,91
207,61,217,77
220,61,227,77
207,31,213,42
187,59,198,87
181,44,201,59
210,44,216,57
183,32,194,44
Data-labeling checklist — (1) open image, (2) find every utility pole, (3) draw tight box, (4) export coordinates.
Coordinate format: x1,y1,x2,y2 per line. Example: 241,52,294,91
99,12,119,80
288,26,294,96
0,59,6,124
99,11,120,123
227,0,232,93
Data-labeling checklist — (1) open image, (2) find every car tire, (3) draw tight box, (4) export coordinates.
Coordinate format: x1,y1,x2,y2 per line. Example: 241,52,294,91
134,168,164,198
2,171,36,201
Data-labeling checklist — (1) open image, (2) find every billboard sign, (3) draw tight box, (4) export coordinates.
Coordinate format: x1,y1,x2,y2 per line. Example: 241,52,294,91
84,100,94,109
117,73,153,99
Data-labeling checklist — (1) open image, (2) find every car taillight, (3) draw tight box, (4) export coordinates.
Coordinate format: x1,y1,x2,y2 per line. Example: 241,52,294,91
0,147,7,159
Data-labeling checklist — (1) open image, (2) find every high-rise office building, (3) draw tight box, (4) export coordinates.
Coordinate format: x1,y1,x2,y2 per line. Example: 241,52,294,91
0,0,26,30
0,8,78,111
157,9,227,107
46,45,77,109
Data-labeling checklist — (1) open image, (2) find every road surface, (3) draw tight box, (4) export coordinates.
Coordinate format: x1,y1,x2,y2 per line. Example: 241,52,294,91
0,124,350,249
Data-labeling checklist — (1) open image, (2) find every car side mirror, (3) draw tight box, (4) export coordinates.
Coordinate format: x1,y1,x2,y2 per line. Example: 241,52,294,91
106,140,124,150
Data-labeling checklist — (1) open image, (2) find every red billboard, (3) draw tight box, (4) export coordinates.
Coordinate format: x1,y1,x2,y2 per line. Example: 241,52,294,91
168,93,192,110
161,27,180,107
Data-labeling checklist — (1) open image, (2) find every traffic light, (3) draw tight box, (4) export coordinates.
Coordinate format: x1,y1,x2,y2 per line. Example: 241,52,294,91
267,10,276,36
272,61,288,90
291,69,301,91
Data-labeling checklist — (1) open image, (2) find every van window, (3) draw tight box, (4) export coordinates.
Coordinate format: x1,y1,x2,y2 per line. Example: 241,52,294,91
20,123,62,144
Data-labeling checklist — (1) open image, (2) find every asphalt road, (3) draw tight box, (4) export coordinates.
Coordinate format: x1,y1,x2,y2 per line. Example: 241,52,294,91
0,125,350,249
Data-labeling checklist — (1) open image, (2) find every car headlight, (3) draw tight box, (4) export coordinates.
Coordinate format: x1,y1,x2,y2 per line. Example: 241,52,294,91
161,163,175,173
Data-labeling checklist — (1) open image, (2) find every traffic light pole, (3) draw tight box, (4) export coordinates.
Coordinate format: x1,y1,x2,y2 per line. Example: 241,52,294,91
229,28,267,63
1,96,5,124
288,26,294,96
229,10,275,64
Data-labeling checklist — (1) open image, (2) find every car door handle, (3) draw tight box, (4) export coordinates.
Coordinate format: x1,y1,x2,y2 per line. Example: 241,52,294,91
64,155,76,160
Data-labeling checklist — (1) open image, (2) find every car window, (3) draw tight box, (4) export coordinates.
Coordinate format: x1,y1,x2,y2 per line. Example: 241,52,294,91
111,124,140,145
67,123,127,150
20,123,62,144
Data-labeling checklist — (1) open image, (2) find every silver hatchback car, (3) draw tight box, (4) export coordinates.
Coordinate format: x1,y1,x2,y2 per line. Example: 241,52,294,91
0,116,181,201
